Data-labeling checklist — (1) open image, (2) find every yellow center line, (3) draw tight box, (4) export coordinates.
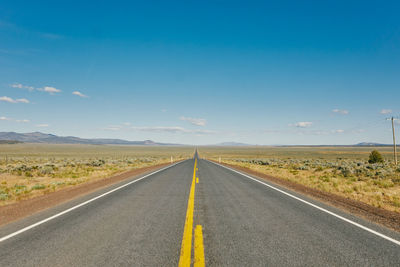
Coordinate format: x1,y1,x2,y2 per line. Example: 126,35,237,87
178,158,197,267
194,225,205,267
196,177,199,184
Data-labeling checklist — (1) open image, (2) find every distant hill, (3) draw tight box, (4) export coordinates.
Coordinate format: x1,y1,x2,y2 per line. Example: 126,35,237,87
212,142,394,147
0,132,178,146
355,142,391,147
278,143,393,147
213,142,254,146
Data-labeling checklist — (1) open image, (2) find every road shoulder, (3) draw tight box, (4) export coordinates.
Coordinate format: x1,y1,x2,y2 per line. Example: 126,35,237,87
214,160,400,232
0,162,177,227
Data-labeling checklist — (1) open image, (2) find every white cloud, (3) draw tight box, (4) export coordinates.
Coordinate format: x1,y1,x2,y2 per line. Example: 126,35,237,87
380,109,392,114
16,98,29,103
11,83,63,95
131,126,216,134
10,83,35,91
0,96,16,103
38,86,61,94
16,119,30,123
291,121,313,128
161,109,167,113
36,124,49,127
132,126,188,133
333,129,345,133
0,116,29,123
332,109,349,115
11,83,23,88
123,122,131,126
72,91,88,98
0,96,30,103
180,116,207,126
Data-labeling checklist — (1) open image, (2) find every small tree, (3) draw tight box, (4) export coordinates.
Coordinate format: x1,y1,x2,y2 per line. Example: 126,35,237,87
368,150,384,164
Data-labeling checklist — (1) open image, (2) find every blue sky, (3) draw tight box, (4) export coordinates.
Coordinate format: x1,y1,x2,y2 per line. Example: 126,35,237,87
0,0,399,145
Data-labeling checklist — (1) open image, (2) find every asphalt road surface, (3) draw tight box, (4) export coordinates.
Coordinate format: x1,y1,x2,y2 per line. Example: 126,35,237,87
1,156,399,266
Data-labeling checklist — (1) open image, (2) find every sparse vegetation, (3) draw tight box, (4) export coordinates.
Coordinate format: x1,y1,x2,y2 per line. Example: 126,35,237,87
368,150,384,164
0,140,23,144
200,146,400,212
0,144,193,205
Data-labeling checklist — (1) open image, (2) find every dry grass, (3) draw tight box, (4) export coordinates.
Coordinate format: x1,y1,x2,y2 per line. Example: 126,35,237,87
199,146,400,213
0,144,194,205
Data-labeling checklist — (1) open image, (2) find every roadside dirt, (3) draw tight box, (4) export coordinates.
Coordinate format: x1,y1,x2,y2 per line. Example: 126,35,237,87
218,161,400,232
0,162,173,227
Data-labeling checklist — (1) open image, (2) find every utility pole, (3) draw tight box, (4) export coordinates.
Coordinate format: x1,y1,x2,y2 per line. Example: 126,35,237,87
391,117,397,166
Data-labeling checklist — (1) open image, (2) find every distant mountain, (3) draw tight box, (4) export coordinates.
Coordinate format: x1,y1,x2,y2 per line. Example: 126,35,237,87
0,132,178,145
1,132,392,147
214,142,254,146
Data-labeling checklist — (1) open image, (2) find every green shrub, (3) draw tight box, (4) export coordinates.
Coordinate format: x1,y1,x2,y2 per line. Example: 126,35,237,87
31,184,46,190
315,166,324,172
368,150,384,164
341,168,352,177
14,184,28,195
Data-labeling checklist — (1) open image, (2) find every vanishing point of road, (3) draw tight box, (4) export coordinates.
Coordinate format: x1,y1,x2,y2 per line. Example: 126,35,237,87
1,153,399,266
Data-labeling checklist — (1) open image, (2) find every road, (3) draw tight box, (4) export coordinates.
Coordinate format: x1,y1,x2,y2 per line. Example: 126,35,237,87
0,156,399,266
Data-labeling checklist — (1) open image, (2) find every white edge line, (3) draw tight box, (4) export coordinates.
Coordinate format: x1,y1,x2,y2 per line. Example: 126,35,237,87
0,160,187,243
207,160,400,246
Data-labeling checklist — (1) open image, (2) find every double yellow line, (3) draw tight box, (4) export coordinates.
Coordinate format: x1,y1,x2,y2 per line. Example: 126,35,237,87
178,158,205,267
